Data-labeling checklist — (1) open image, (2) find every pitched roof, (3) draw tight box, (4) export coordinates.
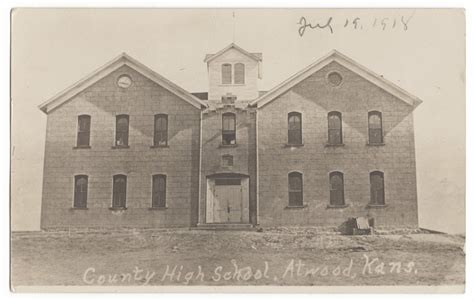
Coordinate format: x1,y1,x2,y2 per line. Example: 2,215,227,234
204,43,262,63
250,50,423,108
39,53,208,113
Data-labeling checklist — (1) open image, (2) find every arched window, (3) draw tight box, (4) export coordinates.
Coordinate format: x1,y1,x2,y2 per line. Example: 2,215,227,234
329,172,345,206
112,175,127,208
152,174,167,208
74,175,88,208
77,115,91,147
288,172,303,206
328,111,343,145
222,113,236,145
115,115,129,146
234,63,245,84
370,171,385,205
222,64,232,84
368,111,383,144
288,112,302,145
154,114,168,146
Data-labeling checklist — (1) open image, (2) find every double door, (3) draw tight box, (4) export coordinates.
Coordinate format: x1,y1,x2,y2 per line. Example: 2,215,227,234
213,179,242,223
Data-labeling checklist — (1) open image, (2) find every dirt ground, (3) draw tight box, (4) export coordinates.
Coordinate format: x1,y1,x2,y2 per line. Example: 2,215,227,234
10,228,465,288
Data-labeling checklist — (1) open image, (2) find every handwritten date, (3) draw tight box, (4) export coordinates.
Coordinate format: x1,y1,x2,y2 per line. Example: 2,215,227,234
298,14,414,37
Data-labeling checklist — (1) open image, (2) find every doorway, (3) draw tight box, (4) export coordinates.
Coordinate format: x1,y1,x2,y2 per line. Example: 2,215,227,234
206,176,249,224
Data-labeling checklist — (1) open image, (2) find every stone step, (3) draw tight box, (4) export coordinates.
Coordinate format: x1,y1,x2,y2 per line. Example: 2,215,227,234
192,223,256,231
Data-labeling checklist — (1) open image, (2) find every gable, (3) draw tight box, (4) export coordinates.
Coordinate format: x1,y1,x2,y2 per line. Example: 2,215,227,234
67,64,199,112
204,43,262,63
250,50,423,109
39,53,207,114
266,61,415,114
208,47,259,65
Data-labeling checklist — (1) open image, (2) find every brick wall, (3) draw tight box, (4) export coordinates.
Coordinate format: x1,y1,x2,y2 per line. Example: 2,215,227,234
40,65,201,228
257,61,418,227
41,58,419,229
199,107,258,224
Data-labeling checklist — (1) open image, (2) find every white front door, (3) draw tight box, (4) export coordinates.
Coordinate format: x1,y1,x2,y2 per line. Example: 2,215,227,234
213,179,242,223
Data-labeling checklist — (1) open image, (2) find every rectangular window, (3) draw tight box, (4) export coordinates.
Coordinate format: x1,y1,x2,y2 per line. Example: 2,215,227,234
152,175,166,208
222,113,236,145
288,112,302,145
368,111,383,144
112,175,127,208
370,171,385,205
115,115,129,146
215,178,241,186
77,115,91,147
328,112,342,145
222,64,232,84
154,114,168,146
288,172,303,206
330,172,345,206
234,63,245,84
74,175,88,208
221,155,234,167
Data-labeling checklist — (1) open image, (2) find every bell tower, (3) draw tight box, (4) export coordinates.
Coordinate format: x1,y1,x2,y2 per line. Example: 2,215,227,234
204,43,262,102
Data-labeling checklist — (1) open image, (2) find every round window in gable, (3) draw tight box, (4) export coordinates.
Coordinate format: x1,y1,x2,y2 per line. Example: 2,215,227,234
117,74,133,88
327,72,343,86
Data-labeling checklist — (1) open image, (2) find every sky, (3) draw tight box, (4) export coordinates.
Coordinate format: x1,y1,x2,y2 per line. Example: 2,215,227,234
11,8,465,233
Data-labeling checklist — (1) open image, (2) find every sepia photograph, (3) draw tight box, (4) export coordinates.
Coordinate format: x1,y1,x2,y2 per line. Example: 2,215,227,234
9,8,465,292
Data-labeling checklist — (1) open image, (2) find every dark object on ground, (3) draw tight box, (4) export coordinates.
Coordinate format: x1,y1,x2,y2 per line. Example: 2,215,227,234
420,228,446,234
339,217,374,235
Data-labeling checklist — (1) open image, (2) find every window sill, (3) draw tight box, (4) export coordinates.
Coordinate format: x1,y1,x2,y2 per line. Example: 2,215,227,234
326,204,349,209
367,143,385,146
148,207,168,210
219,84,245,86
73,146,91,149
367,204,388,208
150,145,169,149
70,207,88,210
111,145,130,149
284,143,304,148
284,205,307,209
219,144,238,148
109,207,127,210
325,143,345,147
